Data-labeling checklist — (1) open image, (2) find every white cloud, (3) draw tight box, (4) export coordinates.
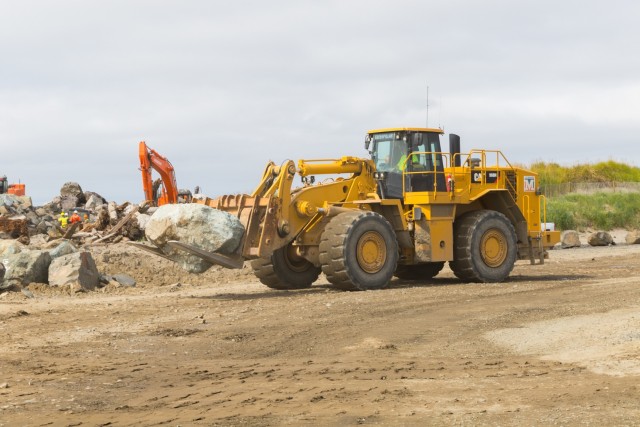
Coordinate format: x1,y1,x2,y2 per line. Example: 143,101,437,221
1,1,640,204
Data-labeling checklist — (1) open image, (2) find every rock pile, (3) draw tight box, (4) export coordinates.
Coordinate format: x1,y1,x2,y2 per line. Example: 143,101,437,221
0,182,150,246
0,182,147,292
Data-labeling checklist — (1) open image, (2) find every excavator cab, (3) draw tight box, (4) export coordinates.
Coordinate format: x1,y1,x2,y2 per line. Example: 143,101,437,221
368,128,446,198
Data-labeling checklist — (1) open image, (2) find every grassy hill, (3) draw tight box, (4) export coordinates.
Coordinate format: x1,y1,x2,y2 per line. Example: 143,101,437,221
525,161,640,231
529,160,640,187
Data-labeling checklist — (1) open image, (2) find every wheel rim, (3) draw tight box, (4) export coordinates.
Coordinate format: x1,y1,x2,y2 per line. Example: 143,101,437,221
283,246,310,273
356,231,387,273
480,228,508,267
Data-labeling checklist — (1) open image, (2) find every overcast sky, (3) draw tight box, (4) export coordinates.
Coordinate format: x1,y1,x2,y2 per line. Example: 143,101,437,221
2,1,639,205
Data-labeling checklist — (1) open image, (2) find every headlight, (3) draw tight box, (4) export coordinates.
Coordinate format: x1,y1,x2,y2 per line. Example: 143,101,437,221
373,171,387,180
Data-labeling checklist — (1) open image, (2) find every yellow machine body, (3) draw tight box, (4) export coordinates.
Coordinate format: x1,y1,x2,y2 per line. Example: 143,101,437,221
147,127,561,290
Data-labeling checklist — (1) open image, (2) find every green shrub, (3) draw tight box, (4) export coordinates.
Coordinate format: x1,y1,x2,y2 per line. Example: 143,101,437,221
546,192,640,231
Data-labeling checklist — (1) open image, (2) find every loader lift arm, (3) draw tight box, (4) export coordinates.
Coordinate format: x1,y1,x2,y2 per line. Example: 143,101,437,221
139,141,179,206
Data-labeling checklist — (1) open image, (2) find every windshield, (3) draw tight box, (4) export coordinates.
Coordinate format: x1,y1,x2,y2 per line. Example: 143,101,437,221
372,133,407,172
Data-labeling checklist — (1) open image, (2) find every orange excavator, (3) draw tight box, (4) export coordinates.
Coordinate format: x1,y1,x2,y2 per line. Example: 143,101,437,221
139,141,185,206
0,175,25,196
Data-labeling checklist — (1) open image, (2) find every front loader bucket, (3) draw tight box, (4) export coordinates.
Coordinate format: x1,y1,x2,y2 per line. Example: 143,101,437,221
129,240,244,269
129,193,290,271
166,240,244,269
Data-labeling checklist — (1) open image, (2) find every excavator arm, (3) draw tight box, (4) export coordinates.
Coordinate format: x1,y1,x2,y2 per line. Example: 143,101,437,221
139,141,179,206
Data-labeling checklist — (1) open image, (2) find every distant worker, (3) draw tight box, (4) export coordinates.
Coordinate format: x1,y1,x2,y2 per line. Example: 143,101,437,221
69,210,82,225
83,213,89,222
58,211,68,229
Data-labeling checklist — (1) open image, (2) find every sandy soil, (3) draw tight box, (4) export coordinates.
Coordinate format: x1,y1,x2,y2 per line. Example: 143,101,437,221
1,238,640,426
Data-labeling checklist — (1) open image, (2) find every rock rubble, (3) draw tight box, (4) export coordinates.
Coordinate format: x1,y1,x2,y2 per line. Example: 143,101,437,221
0,182,153,292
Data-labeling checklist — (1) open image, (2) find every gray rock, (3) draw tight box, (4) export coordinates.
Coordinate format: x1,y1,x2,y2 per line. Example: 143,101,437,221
21,287,34,298
112,273,136,287
49,240,78,259
107,201,118,224
60,196,79,211
588,231,614,246
625,230,640,245
123,203,135,216
43,197,62,213
25,210,39,225
0,194,18,208
35,220,49,234
60,182,86,205
16,196,32,210
135,213,151,231
48,252,100,291
0,240,25,257
145,204,244,273
83,192,106,210
560,230,581,248
3,250,52,286
27,234,49,248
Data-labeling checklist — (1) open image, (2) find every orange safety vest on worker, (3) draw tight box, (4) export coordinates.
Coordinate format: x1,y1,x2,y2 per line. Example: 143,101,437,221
69,212,82,225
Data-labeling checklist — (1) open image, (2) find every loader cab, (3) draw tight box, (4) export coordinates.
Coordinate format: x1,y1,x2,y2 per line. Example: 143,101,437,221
367,128,446,199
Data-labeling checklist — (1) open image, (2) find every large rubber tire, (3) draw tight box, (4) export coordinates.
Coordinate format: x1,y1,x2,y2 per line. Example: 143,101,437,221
319,211,399,291
449,210,517,283
250,245,321,290
394,262,445,281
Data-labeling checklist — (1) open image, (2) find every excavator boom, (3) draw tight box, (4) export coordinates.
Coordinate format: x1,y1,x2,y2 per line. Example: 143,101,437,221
139,141,179,206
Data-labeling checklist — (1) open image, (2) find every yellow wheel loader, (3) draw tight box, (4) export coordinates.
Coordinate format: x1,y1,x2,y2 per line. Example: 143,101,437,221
135,127,560,291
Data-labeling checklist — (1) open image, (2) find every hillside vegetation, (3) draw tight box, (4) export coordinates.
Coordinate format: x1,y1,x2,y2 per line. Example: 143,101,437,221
545,193,640,231
529,160,640,187
527,161,640,231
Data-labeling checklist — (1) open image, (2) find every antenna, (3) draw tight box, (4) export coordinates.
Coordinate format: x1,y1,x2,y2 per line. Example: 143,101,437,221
426,85,429,128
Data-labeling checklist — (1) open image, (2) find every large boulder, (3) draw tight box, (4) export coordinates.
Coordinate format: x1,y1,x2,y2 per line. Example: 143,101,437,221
2,250,52,287
145,204,244,273
0,194,18,209
588,231,614,247
48,240,78,259
625,230,640,245
560,230,581,248
48,252,100,291
83,192,106,210
135,213,151,231
0,240,26,257
60,182,86,209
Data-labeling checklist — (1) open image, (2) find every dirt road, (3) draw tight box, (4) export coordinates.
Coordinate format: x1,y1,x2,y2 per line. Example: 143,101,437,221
1,243,640,426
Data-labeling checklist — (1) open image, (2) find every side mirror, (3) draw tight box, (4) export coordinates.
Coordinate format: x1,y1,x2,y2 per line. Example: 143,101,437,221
364,136,371,151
